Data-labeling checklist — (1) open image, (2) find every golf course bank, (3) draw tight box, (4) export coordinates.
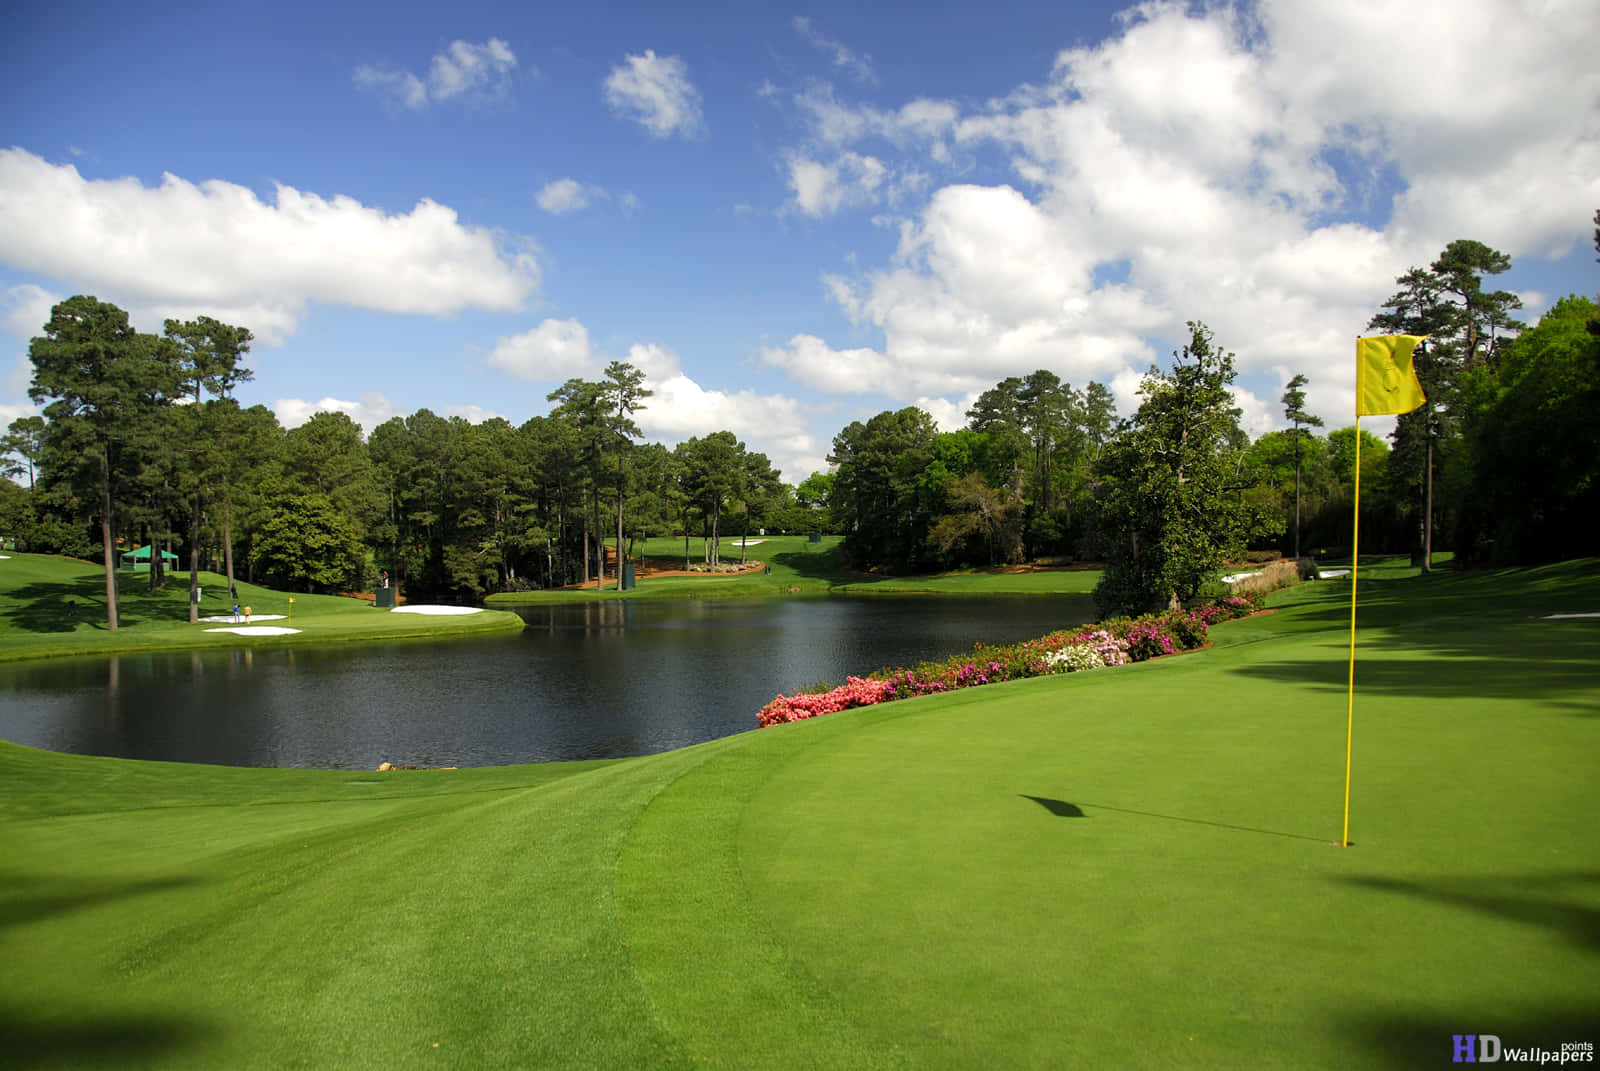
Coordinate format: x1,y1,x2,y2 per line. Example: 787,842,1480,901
3,558,1597,1068
0,553,524,665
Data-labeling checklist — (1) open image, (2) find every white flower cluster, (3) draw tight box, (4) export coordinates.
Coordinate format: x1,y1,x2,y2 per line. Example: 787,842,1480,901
1042,644,1107,673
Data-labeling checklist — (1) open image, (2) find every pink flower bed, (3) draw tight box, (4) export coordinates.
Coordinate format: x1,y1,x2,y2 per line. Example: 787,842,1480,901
755,592,1262,729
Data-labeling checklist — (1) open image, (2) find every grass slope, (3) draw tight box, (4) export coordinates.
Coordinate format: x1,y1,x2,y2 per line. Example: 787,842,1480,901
0,554,524,663
3,559,1598,1068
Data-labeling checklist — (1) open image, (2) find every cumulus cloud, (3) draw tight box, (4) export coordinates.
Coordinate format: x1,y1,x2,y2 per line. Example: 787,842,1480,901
604,50,704,138
793,16,876,83
483,318,816,480
0,150,538,345
638,367,819,484
759,333,903,395
487,318,594,380
274,393,401,437
2,283,62,399
355,38,518,110
767,0,1600,426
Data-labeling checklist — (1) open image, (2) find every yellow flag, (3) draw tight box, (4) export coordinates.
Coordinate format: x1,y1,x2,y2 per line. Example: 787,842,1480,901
1356,335,1428,416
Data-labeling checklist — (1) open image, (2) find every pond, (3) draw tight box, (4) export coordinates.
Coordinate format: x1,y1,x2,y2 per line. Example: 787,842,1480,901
0,595,1096,769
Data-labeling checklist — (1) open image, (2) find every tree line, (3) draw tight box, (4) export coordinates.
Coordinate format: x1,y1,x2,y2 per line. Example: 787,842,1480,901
4,231,1596,627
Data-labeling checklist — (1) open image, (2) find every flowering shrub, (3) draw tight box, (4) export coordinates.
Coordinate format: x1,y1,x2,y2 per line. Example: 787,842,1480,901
1043,644,1106,673
1124,618,1179,660
1070,629,1130,666
755,592,1261,728
757,675,895,727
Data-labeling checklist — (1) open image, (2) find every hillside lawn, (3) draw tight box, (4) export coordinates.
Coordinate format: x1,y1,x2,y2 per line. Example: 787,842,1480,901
0,554,524,664
3,557,1597,1067
487,534,1104,603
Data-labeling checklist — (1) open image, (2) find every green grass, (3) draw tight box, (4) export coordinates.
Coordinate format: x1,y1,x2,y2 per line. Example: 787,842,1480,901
487,534,1103,603
0,553,524,663
3,558,1598,1067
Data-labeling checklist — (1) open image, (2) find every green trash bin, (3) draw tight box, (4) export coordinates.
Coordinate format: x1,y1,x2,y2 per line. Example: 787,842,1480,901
374,587,397,608
621,563,636,590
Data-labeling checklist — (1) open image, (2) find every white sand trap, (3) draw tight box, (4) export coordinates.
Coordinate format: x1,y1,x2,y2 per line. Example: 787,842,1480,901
0,555,10,560
390,605,483,616
1318,569,1351,579
1221,573,1258,584
1544,612,1600,620
198,614,287,623
731,538,765,546
204,625,302,636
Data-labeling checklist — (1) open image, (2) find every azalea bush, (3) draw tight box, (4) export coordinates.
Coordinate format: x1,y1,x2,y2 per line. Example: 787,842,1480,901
754,592,1263,728
757,676,895,727
1043,644,1106,673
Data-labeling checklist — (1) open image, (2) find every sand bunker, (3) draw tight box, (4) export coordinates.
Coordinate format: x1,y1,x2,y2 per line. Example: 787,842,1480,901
1544,612,1600,620
1318,569,1351,579
204,626,302,636
198,614,287,623
390,605,483,616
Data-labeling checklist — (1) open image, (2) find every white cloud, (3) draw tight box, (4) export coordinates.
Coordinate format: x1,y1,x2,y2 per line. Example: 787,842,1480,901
639,372,808,442
355,38,518,110
767,0,1598,426
604,50,704,138
0,400,38,431
759,333,903,395
793,16,876,83
441,404,505,424
785,152,887,217
536,179,594,215
1228,384,1277,440
619,342,680,384
915,394,977,433
480,319,817,481
0,150,538,346
795,84,958,149
274,393,401,436
487,318,594,380
2,284,61,397
3,284,61,344
638,369,818,484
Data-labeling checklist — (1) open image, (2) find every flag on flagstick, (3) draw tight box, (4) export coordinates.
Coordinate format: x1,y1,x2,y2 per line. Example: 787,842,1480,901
1343,335,1427,846
1356,334,1428,417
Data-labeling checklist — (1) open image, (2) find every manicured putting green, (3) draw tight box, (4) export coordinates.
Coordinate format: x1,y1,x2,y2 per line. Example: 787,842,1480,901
618,561,1600,1068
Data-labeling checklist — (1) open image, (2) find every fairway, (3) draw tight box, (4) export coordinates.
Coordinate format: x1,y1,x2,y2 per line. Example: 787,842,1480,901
3,560,1598,1067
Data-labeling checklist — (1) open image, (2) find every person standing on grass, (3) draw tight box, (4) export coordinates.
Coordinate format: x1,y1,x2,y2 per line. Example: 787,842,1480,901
232,602,240,623
242,605,251,624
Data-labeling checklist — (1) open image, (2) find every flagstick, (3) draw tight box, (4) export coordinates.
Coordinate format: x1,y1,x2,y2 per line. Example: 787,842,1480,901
1342,416,1361,847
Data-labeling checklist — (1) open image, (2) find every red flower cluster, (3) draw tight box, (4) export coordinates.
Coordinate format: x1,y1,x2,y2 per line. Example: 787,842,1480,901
757,675,896,727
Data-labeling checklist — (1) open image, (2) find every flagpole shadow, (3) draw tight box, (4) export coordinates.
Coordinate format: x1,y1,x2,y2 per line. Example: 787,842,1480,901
1024,794,1327,843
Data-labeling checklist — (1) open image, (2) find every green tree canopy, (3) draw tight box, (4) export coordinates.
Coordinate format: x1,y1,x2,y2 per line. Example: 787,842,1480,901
28,296,182,630
1092,321,1278,615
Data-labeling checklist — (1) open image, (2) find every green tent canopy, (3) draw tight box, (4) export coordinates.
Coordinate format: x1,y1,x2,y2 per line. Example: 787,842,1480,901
120,545,180,571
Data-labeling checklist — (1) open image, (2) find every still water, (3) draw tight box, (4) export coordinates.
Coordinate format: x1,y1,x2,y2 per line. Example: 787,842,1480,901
0,596,1094,769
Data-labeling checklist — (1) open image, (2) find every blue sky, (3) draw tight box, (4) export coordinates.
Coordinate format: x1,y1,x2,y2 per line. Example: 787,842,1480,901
2,0,1597,481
